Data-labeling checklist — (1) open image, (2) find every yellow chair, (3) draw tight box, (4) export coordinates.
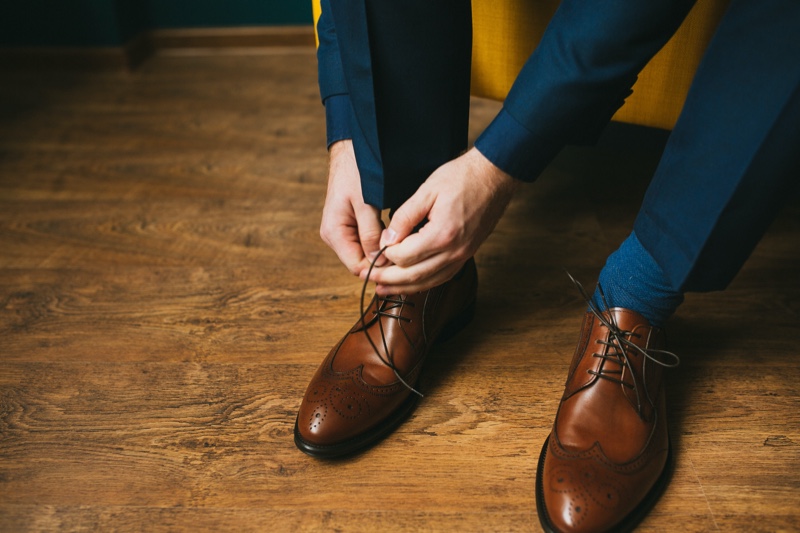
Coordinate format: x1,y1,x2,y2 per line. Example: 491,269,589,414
312,0,729,130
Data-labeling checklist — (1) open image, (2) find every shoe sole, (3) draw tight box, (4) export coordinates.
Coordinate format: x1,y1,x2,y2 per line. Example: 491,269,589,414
293,299,476,459
535,435,674,533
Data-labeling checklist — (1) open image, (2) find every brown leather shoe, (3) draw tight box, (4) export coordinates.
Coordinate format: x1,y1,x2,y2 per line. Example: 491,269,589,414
536,307,678,533
294,258,477,458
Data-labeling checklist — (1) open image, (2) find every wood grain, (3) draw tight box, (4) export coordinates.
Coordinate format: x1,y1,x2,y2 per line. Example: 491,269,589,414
1,49,799,532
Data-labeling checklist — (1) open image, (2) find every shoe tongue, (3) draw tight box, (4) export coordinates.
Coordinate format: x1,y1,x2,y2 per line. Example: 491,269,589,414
602,308,663,406
602,307,652,331
562,309,650,399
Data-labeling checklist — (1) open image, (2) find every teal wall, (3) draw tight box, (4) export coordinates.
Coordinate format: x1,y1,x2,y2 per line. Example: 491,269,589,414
2,1,124,46
0,0,313,47
147,0,313,28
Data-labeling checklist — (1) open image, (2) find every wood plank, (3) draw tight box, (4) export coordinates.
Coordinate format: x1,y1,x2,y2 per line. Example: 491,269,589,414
149,26,316,50
0,25,315,73
1,50,799,532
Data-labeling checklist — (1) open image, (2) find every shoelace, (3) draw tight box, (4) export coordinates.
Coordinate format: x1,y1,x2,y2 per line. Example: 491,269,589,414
360,246,424,397
566,271,680,418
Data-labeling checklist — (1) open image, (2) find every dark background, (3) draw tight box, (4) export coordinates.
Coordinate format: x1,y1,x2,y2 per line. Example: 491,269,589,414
1,0,313,47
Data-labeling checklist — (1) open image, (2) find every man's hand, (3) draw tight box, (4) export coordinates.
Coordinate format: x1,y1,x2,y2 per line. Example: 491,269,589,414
365,148,519,294
320,140,384,275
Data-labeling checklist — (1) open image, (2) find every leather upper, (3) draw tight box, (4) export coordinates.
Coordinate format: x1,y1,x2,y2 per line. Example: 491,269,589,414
541,308,670,533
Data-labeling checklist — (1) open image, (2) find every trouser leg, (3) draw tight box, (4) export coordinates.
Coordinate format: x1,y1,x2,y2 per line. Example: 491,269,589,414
633,0,800,292
330,0,473,209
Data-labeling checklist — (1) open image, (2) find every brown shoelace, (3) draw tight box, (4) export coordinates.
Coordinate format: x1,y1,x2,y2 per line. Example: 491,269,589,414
360,246,424,397
566,271,680,418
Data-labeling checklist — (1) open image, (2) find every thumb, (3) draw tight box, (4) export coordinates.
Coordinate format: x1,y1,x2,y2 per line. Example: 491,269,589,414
380,188,434,248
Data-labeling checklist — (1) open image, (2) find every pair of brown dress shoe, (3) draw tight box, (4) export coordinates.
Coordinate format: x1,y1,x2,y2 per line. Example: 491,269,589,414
294,266,677,532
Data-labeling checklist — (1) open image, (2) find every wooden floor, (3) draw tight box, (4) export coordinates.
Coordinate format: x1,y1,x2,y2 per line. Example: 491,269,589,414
1,48,799,533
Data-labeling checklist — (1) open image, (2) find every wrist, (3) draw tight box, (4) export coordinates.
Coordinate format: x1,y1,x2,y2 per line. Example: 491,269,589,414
468,147,520,194
329,138,353,157
329,139,356,178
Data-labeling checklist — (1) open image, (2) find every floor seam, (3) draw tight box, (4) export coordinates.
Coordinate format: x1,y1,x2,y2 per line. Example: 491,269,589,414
688,455,720,531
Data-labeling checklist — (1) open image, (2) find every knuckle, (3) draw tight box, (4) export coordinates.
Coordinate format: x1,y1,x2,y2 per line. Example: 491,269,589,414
392,209,415,231
405,269,425,284
360,227,382,244
451,247,470,263
438,226,460,246
319,226,332,244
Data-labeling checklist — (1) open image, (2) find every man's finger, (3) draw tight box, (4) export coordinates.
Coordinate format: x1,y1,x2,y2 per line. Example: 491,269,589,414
381,229,442,267
373,260,464,295
367,251,451,287
324,228,369,275
354,204,386,267
380,187,434,249
337,245,370,275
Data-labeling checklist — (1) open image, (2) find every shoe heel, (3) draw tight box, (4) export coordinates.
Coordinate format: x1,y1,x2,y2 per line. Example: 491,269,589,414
436,299,476,343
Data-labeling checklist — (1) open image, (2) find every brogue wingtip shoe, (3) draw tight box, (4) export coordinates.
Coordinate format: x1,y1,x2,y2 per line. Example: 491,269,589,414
536,307,678,532
294,259,478,458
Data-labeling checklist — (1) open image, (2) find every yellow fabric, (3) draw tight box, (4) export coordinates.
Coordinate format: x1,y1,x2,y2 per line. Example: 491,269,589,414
312,0,321,47
604,0,729,129
310,0,729,130
469,0,560,103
